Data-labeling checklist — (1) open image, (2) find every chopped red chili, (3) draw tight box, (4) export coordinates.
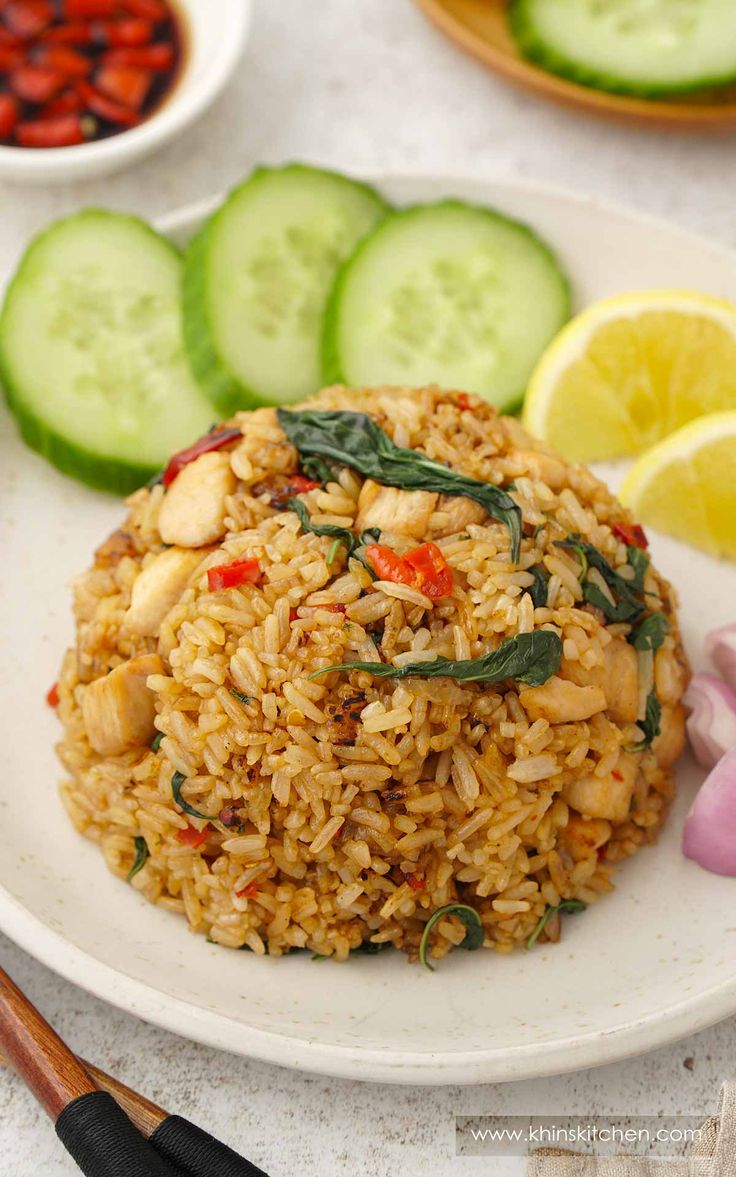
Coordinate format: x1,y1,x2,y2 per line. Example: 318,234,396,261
207,558,262,593
406,873,425,892
0,91,18,134
612,522,648,550
0,0,183,148
611,769,624,782
15,111,85,144
365,541,453,599
404,542,454,599
236,882,260,899
10,63,65,102
161,426,241,488
176,825,210,848
96,62,150,107
5,1,54,40
46,681,59,707
326,603,347,613
456,392,473,411
34,42,91,74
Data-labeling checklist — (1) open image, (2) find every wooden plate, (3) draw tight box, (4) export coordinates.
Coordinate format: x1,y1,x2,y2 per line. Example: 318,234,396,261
413,0,736,131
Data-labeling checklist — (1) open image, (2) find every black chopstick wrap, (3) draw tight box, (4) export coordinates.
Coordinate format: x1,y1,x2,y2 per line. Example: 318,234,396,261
56,1091,181,1177
151,1115,270,1177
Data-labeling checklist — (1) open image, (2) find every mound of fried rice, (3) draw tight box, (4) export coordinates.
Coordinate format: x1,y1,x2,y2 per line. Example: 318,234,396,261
56,386,688,964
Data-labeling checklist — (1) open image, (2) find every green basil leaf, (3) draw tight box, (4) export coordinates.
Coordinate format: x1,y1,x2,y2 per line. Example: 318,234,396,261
527,899,586,950
627,691,662,752
150,732,164,753
627,546,650,592
419,903,484,971
528,566,549,608
555,535,645,623
310,631,562,687
171,772,214,821
301,455,333,485
278,409,522,562
126,836,149,883
230,688,253,705
630,612,669,653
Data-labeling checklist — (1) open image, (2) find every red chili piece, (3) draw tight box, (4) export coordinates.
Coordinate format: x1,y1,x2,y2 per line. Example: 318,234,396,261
365,541,453,599
41,86,83,115
406,873,425,892
207,558,262,593
0,43,22,68
10,63,65,102
0,92,19,135
289,474,320,494
121,0,168,19
41,22,93,43
456,392,473,411
96,63,150,108
4,0,54,39
76,78,140,125
176,825,210,848
326,603,346,613
34,43,91,76
15,112,86,145
404,542,454,599
236,883,260,898
64,0,117,17
162,426,241,488
94,17,153,46
0,27,23,48
102,42,173,69
612,522,649,550
46,681,60,708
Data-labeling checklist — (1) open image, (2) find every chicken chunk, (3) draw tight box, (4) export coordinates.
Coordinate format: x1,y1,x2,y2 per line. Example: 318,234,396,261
82,653,163,756
355,480,437,540
651,703,686,768
561,637,639,724
518,676,607,724
431,494,487,538
563,752,641,823
159,452,236,548
125,548,203,637
561,815,612,861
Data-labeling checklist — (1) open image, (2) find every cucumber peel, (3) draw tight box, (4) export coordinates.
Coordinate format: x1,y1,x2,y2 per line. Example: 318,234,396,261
509,0,736,98
322,199,570,413
182,164,390,414
0,209,214,495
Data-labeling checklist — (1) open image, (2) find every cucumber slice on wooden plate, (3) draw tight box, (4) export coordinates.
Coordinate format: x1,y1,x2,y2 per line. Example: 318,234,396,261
183,164,390,412
0,210,214,495
509,0,736,98
322,200,570,413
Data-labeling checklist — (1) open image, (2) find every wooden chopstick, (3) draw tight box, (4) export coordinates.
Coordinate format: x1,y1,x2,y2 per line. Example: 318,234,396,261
0,1041,167,1138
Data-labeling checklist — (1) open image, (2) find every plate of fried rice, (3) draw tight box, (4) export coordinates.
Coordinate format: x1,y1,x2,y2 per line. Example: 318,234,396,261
2,176,736,1085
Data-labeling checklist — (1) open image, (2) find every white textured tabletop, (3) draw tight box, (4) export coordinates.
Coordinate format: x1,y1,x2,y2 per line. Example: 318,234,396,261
2,2,736,1173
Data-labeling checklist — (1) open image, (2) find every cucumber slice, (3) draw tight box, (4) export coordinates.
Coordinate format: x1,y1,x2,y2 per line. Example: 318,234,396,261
322,200,570,412
0,210,214,495
509,0,736,97
182,164,390,413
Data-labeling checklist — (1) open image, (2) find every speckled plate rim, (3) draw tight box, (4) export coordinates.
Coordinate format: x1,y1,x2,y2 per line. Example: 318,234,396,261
2,174,736,1086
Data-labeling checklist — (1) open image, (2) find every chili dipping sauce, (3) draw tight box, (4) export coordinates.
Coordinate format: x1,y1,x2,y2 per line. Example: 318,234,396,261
0,0,185,149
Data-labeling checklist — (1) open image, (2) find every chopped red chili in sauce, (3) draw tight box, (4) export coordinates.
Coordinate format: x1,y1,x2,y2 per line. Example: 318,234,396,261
46,681,59,707
207,557,262,593
365,541,453,599
0,0,184,148
236,882,260,899
612,522,648,550
406,873,425,892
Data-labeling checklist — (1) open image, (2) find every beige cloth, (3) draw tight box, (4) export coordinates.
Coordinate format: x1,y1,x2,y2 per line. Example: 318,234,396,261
527,1084,736,1177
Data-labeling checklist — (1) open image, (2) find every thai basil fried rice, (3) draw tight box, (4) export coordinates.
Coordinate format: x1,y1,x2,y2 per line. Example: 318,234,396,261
56,386,688,965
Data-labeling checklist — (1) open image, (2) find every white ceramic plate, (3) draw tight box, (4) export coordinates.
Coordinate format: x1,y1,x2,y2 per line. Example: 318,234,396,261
1,175,735,1086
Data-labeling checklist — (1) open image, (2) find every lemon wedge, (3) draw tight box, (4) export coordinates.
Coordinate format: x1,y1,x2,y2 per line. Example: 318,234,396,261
523,291,736,462
620,411,736,559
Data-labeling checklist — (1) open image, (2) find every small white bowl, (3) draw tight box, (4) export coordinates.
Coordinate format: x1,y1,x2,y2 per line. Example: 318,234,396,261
0,0,252,185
